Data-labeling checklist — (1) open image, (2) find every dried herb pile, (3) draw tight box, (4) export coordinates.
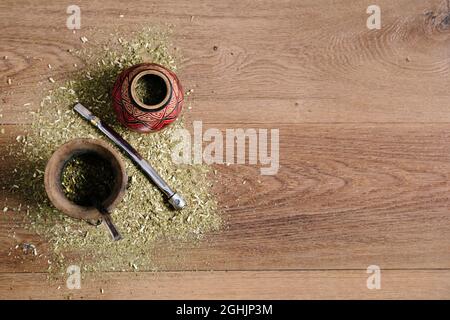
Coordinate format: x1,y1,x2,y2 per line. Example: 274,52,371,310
4,27,221,273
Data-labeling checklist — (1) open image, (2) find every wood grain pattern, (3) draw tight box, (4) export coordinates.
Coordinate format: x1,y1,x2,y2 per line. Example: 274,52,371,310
1,123,450,273
1,0,449,124
1,0,450,299
1,270,450,300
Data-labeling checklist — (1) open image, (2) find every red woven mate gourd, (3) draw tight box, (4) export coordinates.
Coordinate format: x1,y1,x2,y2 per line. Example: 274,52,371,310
112,63,184,133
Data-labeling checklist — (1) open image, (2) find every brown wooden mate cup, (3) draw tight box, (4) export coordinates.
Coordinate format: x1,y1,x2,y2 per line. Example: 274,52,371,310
44,138,127,221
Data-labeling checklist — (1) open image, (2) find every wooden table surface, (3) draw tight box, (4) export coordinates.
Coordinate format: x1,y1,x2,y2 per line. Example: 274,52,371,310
1,0,450,299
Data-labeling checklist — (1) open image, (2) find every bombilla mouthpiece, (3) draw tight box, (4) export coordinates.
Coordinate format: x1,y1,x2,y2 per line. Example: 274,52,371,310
74,103,99,125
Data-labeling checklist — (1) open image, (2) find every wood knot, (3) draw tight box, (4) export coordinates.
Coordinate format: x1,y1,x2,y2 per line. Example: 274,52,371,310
441,14,450,28
423,10,450,39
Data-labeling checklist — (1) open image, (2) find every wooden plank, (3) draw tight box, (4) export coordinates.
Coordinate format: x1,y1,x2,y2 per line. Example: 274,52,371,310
1,0,449,124
0,270,449,299
1,123,450,272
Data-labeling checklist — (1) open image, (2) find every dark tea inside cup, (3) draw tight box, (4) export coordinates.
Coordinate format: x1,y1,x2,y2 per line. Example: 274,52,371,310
60,152,115,207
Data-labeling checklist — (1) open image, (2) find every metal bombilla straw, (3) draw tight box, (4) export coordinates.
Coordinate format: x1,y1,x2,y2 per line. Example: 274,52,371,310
74,103,186,210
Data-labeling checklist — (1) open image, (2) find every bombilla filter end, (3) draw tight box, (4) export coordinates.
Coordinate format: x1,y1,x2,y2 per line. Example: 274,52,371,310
168,193,186,210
